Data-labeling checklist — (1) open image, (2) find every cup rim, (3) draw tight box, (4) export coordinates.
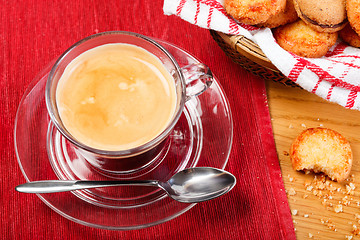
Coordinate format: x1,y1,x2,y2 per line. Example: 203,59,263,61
45,31,186,157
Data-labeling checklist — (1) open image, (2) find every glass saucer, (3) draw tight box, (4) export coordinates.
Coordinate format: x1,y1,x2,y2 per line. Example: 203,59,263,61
14,40,233,230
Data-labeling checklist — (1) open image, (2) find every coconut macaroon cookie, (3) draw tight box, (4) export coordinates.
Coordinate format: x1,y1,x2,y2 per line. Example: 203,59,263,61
290,128,353,182
258,0,299,28
273,19,338,58
339,23,360,47
224,0,286,25
293,0,347,33
346,0,360,37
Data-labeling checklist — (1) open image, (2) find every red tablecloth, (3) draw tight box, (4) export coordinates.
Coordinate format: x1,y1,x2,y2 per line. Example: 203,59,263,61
1,0,295,239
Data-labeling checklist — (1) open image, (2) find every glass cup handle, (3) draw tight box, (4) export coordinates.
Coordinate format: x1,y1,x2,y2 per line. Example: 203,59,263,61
181,63,213,101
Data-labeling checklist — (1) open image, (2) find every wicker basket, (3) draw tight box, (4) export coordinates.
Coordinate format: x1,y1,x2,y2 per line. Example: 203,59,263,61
210,30,299,87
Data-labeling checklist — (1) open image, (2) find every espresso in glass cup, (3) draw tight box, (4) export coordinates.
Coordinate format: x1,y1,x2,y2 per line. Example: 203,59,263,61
46,31,212,173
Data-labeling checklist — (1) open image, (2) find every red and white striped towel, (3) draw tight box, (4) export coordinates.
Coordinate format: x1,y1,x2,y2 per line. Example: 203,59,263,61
163,0,360,110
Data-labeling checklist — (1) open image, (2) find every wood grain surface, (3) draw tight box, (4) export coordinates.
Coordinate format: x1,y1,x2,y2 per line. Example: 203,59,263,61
266,81,360,240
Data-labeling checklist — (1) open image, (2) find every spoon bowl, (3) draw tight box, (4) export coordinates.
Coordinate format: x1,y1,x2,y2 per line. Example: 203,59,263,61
161,167,236,202
15,167,236,203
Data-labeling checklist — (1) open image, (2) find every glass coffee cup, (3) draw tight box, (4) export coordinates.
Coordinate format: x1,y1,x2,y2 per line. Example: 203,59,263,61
46,31,213,174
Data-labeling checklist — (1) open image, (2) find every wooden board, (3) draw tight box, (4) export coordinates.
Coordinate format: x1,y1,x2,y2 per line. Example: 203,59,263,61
266,81,360,239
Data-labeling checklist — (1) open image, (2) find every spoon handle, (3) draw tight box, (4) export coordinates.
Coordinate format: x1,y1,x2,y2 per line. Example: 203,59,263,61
15,180,160,193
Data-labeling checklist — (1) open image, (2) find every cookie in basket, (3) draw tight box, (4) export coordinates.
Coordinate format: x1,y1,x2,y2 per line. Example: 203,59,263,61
339,23,360,48
293,0,347,33
290,128,353,182
257,0,299,28
273,19,338,58
346,0,360,37
224,0,286,25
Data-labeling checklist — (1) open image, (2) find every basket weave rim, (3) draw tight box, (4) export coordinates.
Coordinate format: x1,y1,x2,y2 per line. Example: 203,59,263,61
210,30,300,88
217,32,279,72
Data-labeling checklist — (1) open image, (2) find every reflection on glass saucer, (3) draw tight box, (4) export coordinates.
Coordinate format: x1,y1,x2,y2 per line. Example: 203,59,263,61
14,40,233,230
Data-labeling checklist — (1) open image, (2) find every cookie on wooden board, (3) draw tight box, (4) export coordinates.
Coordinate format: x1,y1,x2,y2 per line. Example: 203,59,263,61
290,128,352,182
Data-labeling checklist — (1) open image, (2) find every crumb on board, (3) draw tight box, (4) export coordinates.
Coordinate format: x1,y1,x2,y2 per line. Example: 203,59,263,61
346,183,356,195
352,225,360,235
341,196,351,206
334,205,343,213
291,209,298,216
288,188,296,196
320,218,337,231
287,174,294,182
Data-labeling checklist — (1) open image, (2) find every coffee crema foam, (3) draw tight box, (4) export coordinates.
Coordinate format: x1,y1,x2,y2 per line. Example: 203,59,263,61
56,43,177,151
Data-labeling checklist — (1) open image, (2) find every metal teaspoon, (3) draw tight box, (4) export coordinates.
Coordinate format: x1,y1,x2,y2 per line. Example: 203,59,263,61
15,167,236,203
